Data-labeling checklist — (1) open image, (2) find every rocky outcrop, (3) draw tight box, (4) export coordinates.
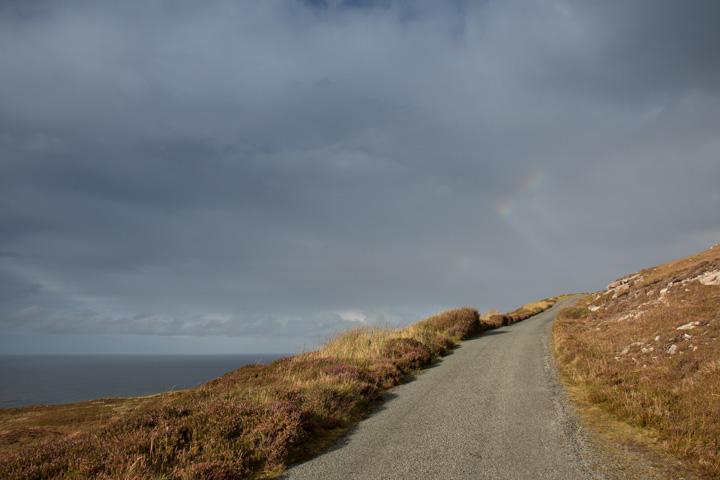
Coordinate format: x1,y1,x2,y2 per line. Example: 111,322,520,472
697,270,720,286
677,321,702,330
606,274,638,298
613,284,630,298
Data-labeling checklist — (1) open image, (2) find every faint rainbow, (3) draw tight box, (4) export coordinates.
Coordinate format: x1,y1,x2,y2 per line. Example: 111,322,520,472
497,171,548,220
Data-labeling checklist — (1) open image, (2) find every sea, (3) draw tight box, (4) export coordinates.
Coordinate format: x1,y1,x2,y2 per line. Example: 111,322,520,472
0,354,286,409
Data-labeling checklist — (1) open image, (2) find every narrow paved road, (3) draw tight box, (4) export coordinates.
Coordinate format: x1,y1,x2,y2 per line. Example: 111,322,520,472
283,297,604,480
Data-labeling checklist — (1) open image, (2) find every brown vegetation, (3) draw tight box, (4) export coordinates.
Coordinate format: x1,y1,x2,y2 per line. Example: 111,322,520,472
486,296,566,328
1,301,560,479
0,397,152,461
553,245,720,478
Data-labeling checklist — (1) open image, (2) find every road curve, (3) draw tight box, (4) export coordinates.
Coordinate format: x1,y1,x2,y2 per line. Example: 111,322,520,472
283,297,604,480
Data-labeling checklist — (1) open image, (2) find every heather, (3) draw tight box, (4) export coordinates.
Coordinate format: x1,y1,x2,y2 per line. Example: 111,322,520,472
0,306,503,479
0,298,565,479
0,397,152,463
553,245,720,478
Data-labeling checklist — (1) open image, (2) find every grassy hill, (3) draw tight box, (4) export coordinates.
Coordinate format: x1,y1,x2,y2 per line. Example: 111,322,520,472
554,244,720,478
0,298,559,479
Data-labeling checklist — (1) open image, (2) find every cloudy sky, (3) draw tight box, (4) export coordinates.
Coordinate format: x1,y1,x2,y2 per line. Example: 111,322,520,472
1,0,718,355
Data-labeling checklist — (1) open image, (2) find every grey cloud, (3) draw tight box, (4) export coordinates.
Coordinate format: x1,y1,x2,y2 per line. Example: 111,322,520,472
571,1,720,97
0,280,43,306
1,307,374,342
0,1,718,350
0,266,43,305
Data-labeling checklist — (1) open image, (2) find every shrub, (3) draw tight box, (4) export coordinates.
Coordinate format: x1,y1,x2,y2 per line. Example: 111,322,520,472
381,338,432,372
419,307,481,339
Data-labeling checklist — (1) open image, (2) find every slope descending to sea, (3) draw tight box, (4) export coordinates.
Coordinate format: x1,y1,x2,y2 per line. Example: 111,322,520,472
553,245,720,478
1,298,560,479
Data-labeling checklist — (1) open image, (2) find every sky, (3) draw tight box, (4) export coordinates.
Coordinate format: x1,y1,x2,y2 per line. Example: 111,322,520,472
1,0,719,355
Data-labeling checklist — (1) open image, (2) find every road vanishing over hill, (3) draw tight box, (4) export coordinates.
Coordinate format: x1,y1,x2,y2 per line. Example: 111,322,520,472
283,297,604,480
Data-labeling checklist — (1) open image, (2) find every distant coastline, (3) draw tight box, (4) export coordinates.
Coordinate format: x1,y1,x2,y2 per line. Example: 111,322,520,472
0,354,286,409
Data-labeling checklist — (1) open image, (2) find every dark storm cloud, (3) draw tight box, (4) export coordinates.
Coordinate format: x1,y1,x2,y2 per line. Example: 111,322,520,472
549,1,720,98
1,0,718,351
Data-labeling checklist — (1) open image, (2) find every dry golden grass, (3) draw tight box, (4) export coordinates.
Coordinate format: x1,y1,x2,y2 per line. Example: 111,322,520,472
309,323,398,361
1,300,562,479
553,244,720,478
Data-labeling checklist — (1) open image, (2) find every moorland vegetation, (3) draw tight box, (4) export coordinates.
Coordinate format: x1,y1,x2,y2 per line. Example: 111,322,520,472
1,299,558,479
554,245,720,478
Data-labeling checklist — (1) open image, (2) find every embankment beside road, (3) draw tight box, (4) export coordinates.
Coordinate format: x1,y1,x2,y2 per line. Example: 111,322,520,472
553,245,720,479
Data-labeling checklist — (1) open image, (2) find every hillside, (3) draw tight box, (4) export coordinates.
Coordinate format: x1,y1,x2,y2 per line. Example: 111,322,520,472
553,245,720,478
0,298,559,479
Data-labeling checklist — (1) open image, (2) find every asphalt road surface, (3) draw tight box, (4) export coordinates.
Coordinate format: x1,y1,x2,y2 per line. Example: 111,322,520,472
283,297,605,480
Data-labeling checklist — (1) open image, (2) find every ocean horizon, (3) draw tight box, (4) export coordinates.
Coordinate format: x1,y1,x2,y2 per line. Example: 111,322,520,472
0,354,287,409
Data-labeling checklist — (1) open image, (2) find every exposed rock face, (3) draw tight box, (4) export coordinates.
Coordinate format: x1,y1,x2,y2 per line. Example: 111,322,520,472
677,321,702,330
697,270,720,286
613,284,630,298
606,274,642,298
